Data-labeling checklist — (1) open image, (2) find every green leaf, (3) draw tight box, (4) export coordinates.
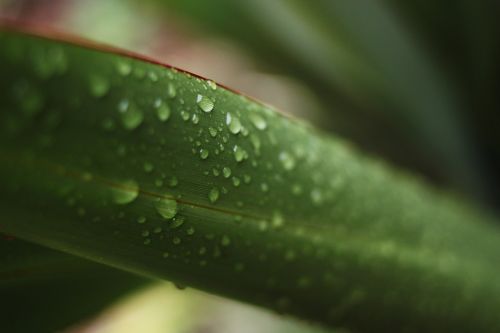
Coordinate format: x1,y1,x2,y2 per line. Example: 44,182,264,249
1,28,500,332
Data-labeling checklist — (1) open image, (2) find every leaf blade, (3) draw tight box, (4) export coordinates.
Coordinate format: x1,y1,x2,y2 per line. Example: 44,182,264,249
1,28,500,333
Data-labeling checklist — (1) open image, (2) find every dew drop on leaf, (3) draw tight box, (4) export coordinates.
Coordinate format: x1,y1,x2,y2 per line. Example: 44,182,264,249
232,177,241,187
181,110,190,121
89,75,110,97
279,151,296,170
167,82,177,98
233,145,246,162
118,99,143,130
226,112,242,134
197,94,214,112
168,176,178,188
208,187,220,203
112,180,139,205
222,167,232,178
200,148,209,160
271,211,284,229
156,103,171,122
143,162,154,173
170,216,185,229
221,235,231,246
209,127,218,137
148,71,158,82
116,60,132,76
311,188,324,206
207,80,217,90
249,114,267,130
192,113,200,124
155,197,178,219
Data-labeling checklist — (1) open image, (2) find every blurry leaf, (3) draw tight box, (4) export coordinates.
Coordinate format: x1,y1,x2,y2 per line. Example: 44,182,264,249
157,0,485,195
1,28,500,333
0,238,147,333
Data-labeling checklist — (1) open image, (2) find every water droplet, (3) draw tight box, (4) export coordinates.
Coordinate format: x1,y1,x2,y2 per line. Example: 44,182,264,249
137,216,147,224
250,135,261,154
221,235,231,246
207,80,217,90
143,162,154,173
168,176,178,187
260,183,269,192
118,100,143,130
196,94,214,113
233,145,246,162
112,180,139,205
209,127,218,137
279,151,296,170
89,75,110,97
258,220,269,231
208,187,220,203
226,112,242,134
222,167,231,178
181,110,190,121
249,114,267,130
148,71,158,82
186,226,195,235
199,148,209,159
271,212,284,229
172,237,181,245
116,60,132,76
232,177,241,187
170,216,185,229
167,82,176,98
311,188,323,205
155,197,178,219
191,113,200,124
156,103,171,122
162,252,170,258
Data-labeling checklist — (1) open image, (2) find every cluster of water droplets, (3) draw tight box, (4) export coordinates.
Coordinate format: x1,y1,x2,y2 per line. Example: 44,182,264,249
0,36,363,320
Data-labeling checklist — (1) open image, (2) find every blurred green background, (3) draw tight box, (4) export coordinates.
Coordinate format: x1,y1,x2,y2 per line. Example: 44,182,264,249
0,0,498,331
